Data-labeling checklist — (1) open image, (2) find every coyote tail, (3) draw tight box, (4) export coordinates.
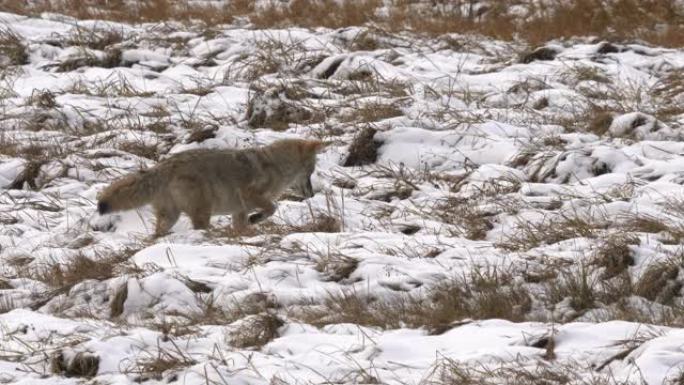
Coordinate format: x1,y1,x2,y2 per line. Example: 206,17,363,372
97,170,162,215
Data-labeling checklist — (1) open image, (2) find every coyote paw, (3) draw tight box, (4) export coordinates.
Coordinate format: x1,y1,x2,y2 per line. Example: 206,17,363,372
248,212,266,224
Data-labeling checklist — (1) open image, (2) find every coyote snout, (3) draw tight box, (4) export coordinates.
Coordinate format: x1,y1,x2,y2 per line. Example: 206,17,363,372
96,138,325,237
97,201,111,215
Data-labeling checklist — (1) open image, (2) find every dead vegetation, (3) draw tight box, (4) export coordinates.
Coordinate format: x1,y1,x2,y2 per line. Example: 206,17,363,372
313,251,359,282
51,351,100,378
121,343,196,382
344,126,382,167
340,100,404,124
432,197,493,240
298,264,532,334
497,212,603,251
229,312,284,349
3,1,683,47
0,27,28,66
428,356,632,385
6,247,143,313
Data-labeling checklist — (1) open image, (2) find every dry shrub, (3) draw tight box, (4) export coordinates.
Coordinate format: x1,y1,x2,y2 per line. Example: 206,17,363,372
343,126,381,167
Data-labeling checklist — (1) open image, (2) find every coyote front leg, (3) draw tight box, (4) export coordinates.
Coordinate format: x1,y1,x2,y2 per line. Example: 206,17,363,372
241,190,276,224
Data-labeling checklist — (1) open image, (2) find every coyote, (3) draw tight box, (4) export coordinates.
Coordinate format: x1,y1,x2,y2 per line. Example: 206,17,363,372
97,139,325,236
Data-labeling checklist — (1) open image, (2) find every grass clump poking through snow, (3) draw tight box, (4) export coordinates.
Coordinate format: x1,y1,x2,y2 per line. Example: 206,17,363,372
344,126,381,167
121,344,197,382
299,264,532,334
229,313,285,349
0,27,27,66
51,351,100,379
634,257,683,305
498,213,605,251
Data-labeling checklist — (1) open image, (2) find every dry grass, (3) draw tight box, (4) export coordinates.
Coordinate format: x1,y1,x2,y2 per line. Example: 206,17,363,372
299,264,531,334
313,251,359,282
1,0,238,25
498,212,604,251
250,0,381,30
122,343,196,382
117,139,165,161
0,27,28,66
3,1,683,47
430,356,627,385
254,213,343,235
434,197,493,240
23,247,142,308
229,312,284,349
8,160,45,190
340,101,404,124
343,126,381,167
51,351,99,378
245,86,316,130
63,26,123,50
591,234,637,280
634,258,682,305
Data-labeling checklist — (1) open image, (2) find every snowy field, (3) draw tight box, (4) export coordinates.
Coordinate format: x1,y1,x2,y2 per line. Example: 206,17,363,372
1,7,684,385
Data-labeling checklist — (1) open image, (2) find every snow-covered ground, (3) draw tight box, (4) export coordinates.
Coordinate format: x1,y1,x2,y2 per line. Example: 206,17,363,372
1,9,684,385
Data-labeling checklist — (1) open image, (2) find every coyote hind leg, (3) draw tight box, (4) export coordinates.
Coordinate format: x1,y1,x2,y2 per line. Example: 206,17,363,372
232,211,248,232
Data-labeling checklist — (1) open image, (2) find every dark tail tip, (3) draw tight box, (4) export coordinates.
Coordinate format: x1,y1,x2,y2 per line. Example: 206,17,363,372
98,201,111,215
